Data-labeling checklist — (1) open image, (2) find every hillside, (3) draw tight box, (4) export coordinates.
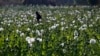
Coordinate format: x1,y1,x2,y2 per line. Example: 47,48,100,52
0,0,100,6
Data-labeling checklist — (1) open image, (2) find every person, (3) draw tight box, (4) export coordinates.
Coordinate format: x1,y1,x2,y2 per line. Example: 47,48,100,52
35,11,42,23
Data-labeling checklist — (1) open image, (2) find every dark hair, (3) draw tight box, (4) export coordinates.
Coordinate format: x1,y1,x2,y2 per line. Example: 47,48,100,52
35,11,42,23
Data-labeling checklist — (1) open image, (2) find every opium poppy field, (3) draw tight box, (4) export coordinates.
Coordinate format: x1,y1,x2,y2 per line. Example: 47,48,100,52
0,6,100,56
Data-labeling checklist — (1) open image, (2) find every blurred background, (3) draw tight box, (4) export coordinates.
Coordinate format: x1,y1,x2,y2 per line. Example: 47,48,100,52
0,0,100,6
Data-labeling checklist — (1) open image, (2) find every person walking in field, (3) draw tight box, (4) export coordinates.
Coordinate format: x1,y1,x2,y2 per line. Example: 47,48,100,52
35,11,42,23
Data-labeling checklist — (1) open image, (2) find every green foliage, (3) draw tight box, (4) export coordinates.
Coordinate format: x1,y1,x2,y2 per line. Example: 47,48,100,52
0,5,100,56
